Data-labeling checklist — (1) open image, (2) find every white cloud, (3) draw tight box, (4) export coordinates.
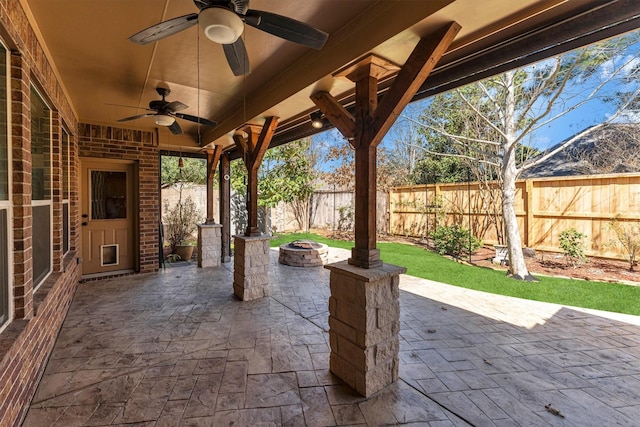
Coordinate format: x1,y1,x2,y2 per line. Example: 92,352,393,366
606,109,640,123
600,53,640,80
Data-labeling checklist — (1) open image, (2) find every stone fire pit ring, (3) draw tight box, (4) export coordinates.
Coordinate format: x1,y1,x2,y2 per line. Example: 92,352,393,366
278,240,329,267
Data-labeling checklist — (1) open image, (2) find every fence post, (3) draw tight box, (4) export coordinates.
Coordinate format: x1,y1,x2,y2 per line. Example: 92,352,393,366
525,179,534,248
384,191,390,235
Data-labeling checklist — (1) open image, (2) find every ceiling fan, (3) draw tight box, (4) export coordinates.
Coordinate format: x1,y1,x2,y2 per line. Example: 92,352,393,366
128,0,329,76
117,87,217,135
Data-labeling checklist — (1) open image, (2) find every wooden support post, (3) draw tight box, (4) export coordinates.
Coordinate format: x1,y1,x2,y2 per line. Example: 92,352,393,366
311,22,460,269
233,116,278,237
220,153,231,263
206,145,223,223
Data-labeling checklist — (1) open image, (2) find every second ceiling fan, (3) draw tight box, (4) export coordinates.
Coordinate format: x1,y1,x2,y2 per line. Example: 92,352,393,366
129,0,329,76
117,87,216,135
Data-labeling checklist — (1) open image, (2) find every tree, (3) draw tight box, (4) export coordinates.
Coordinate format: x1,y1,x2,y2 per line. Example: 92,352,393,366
322,130,355,191
161,155,206,186
408,88,538,246
274,139,320,231
405,32,640,280
322,129,400,191
230,138,318,233
386,104,427,184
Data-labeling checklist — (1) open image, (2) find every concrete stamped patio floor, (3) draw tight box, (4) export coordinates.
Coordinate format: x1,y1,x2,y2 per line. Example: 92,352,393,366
24,248,640,426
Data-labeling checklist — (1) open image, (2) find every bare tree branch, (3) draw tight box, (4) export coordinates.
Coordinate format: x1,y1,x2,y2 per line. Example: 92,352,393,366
401,141,501,167
398,114,501,146
518,57,563,120
457,88,508,140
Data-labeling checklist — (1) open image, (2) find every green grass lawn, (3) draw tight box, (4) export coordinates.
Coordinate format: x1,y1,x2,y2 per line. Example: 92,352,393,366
271,232,640,316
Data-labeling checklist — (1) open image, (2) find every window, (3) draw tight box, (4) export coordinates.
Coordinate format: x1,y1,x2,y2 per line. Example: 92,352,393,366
91,171,127,219
0,39,10,330
31,86,51,288
62,128,70,255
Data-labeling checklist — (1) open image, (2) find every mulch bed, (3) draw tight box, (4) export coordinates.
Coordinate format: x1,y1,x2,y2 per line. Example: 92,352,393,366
469,245,639,285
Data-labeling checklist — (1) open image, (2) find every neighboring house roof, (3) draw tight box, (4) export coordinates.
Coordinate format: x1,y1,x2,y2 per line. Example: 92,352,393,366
522,123,640,178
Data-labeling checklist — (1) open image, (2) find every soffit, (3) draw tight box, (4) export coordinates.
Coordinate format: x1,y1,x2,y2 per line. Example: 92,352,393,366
21,0,616,154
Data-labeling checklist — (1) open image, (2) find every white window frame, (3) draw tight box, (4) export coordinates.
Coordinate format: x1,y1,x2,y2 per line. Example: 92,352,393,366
0,37,12,333
30,85,52,291
62,127,70,256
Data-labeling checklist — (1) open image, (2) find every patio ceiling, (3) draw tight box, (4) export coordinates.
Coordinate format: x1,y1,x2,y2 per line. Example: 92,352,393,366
22,0,640,155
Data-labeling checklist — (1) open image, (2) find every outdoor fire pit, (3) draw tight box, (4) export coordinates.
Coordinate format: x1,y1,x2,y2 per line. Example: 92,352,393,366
278,240,329,267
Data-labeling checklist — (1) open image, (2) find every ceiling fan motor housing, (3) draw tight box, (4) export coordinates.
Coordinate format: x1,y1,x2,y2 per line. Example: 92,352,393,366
149,100,167,110
230,0,249,15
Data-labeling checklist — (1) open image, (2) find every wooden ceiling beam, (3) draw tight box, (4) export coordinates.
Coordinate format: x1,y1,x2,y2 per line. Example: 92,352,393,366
367,22,461,147
310,91,356,139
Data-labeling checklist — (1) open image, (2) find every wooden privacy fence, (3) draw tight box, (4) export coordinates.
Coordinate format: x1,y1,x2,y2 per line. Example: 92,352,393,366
389,173,640,261
272,190,388,235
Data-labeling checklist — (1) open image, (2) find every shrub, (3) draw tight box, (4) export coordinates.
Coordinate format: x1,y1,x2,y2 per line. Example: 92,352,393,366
559,228,588,267
336,205,354,232
164,196,201,254
607,217,640,271
430,225,482,259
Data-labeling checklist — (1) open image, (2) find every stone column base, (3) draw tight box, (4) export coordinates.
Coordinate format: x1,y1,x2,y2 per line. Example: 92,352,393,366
325,261,406,397
233,235,271,300
197,223,222,268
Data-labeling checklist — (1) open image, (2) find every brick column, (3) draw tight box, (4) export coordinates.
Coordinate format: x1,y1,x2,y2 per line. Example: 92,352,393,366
233,235,270,300
197,223,222,268
11,51,34,319
325,261,406,397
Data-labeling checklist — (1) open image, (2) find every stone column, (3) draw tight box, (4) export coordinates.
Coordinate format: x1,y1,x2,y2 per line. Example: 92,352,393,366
325,261,406,397
197,223,222,268
233,235,271,300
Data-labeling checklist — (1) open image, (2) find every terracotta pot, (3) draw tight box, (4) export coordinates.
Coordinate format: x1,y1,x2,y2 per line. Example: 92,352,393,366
174,245,195,261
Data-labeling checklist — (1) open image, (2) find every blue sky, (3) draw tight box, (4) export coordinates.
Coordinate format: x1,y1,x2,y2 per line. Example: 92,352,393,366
312,31,639,169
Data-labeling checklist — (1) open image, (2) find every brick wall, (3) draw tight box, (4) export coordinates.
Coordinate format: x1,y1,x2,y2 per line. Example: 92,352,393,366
0,0,162,424
78,123,160,274
0,258,79,425
0,0,81,426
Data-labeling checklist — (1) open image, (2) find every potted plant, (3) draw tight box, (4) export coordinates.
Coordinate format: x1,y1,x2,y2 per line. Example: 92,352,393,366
164,195,201,261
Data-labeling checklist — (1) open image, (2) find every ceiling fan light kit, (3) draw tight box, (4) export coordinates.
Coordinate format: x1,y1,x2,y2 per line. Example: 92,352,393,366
154,113,176,126
199,7,244,44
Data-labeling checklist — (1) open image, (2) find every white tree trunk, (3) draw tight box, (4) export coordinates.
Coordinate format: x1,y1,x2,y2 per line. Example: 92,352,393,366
501,70,535,281
501,166,534,280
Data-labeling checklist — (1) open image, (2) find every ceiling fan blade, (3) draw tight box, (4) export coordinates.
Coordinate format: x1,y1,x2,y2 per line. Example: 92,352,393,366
193,0,212,9
117,113,155,122
129,14,199,45
244,10,328,50
165,101,189,112
168,120,183,135
175,113,217,127
107,103,155,111
223,38,250,76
